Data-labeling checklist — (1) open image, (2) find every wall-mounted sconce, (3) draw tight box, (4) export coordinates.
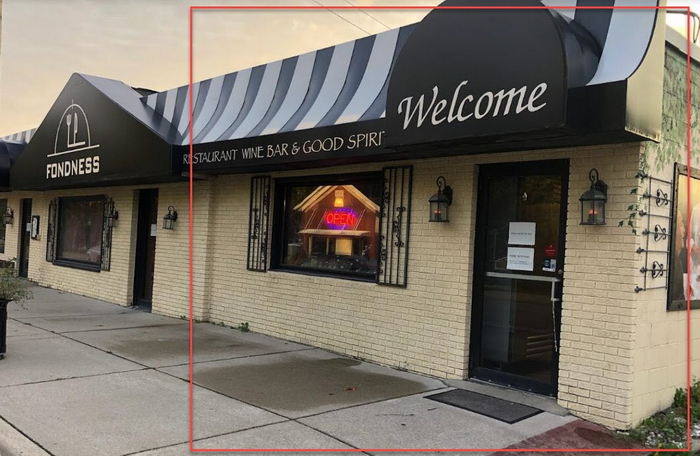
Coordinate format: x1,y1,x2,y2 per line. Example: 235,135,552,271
163,206,178,230
104,206,119,228
579,168,607,225
429,176,453,223
3,207,13,225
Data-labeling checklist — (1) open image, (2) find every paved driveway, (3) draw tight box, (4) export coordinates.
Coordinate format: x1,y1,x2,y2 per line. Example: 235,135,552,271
0,285,575,455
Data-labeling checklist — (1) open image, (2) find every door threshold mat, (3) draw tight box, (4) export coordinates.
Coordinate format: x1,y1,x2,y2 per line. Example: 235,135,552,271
426,389,543,424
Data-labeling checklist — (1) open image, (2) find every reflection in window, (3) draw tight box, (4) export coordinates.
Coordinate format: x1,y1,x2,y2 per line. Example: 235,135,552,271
56,196,104,267
278,179,382,279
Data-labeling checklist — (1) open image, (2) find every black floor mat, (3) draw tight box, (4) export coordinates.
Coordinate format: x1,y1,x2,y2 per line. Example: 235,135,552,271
426,389,543,424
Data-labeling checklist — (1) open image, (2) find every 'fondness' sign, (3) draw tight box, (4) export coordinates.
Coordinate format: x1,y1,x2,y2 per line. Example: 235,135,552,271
397,81,548,130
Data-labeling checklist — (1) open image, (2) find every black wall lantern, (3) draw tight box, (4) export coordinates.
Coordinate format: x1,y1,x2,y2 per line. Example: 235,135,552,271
429,176,453,223
3,208,13,225
579,168,608,225
163,206,178,230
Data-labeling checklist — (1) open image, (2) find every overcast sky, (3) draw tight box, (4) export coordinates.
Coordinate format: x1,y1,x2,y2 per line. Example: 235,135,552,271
0,0,697,136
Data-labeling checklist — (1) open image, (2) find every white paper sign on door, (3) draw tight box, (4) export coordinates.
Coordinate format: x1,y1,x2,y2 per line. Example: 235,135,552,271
508,222,536,245
507,247,534,271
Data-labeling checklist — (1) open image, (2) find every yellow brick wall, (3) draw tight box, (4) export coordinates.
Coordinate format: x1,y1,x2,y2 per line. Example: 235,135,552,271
151,180,214,321
145,143,646,405
0,186,140,306
624,45,700,426
3,141,690,430
628,143,700,425
556,147,641,429
205,159,475,379
0,183,217,312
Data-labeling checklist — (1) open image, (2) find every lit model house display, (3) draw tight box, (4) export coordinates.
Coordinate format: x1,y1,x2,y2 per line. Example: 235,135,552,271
283,184,380,277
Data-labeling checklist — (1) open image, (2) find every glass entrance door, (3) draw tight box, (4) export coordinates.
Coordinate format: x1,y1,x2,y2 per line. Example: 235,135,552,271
470,160,568,396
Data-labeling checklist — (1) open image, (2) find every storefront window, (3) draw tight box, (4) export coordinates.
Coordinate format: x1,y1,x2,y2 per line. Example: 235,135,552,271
0,199,6,254
56,196,105,269
274,174,383,280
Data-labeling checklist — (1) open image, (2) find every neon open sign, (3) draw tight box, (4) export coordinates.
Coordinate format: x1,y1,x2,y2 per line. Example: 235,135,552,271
324,208,357,230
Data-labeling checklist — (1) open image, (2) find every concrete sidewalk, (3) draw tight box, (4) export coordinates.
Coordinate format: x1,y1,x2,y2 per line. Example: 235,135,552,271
0,284,581,455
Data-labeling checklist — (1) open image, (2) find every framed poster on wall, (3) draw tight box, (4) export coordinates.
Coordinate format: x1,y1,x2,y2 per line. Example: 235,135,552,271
31,215,40,240
668,164,700,311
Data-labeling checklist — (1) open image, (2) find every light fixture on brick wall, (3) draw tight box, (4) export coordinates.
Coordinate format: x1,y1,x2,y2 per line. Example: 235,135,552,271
429,176,453,223
2,208,13,225
579,168,607,225
163,206,178,230
104,206,119,228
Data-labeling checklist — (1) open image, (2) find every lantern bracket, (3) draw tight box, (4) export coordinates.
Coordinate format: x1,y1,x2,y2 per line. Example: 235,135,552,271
436,176,453,205
588,168,607,195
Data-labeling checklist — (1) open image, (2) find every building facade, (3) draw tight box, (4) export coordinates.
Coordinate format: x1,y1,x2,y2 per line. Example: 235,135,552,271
0,0,698,430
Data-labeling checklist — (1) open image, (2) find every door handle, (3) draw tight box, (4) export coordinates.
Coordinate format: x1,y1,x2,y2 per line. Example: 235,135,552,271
486,271,560,283
550,281,560,353
550,282,561,303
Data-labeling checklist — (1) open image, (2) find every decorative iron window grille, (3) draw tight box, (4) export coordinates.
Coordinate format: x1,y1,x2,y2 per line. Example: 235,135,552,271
377,166,413,287
46,198,59,262
100,198,115,271
247,175,271,272
635,170,673,294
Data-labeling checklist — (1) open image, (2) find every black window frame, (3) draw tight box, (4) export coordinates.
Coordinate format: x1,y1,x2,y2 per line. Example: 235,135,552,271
270,172,383,282
0,199,7,254
53,195,106,272
667,163,700,311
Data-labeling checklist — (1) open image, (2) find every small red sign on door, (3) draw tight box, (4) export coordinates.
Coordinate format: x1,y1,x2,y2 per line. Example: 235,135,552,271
544,244,557,258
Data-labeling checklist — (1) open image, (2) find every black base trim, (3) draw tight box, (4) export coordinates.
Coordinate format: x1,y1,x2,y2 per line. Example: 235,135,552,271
52,259,101,272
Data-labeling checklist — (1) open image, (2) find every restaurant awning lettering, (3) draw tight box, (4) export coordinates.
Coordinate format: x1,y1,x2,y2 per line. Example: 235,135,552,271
2,0,668,186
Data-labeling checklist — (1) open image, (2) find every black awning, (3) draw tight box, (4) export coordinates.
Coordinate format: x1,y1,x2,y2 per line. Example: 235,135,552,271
10,74,181,191
385,0,664,149
175,0,665,175
5,0,667,186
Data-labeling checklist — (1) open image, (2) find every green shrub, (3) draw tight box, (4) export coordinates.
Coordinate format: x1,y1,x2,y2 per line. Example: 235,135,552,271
0,261,31,303
628,379,699,455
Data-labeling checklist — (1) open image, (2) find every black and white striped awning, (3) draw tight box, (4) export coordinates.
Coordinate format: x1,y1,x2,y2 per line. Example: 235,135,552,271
143,25,414,146
1,0,679,187
137,0,660,147
0,128,36,144
2,0,664,148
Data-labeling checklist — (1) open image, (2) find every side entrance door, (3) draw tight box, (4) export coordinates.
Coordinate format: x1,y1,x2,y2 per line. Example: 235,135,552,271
18,199,32,278
470,160,568,396
133,189,158,310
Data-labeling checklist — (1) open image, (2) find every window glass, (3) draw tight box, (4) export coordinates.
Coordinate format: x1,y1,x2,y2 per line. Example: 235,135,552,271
0,199,6,254
57,196,104,266
278,177,382,279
